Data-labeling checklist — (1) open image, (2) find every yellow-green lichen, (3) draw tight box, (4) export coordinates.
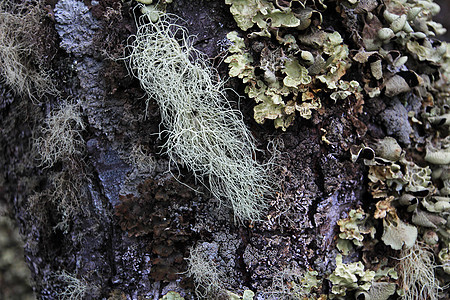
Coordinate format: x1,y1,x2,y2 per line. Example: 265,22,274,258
160,291,184,300
381,216,418,250
336,207,375,255
329,254,375,298
223,0,358,130
329,254,398,299
225,28,351,130
282,57,311,88
227,289,255,300
264,267,323,299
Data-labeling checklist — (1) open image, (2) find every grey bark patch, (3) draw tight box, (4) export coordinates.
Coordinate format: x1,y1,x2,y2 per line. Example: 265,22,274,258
87,138,131,207
379,98,412,145
55,0,100,57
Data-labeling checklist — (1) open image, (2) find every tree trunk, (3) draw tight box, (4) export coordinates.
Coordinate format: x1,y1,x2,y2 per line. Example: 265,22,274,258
1,0,449,299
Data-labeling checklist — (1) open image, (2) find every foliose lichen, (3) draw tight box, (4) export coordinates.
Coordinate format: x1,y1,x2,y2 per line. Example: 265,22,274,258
328,254,376,297
224,0,355,130
336,207,375,255
329,254,398,299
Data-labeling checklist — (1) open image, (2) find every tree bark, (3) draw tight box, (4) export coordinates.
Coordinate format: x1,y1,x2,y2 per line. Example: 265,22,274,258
1,0,449,299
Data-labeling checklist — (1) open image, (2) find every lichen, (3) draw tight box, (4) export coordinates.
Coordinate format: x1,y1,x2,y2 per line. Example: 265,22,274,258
381,216,418,250
227,290,255,300
398,242,441,300
186,243,228,299
224,1,353,130
160,291,184,300
0,1,56,101
328,254,375,297
336,207,375,255
34,101,85,168
128,8,274,222
263,267,323,299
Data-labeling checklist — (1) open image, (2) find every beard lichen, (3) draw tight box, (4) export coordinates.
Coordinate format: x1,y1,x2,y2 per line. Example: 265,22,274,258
398,242,441,300
127,7,274,222
0,0,56,101
34,101,86,168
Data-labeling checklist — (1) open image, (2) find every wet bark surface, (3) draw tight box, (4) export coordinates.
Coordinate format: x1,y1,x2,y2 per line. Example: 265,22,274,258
1,0,449,299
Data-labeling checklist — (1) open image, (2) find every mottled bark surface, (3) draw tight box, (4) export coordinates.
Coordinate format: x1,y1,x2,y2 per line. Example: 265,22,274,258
1,0,449,299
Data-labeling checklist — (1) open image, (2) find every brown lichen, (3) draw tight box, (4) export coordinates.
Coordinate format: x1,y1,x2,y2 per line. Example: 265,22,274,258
115,178,196,281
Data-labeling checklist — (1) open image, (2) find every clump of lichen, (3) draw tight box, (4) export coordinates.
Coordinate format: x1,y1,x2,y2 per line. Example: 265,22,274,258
398,242,441,300
225,23,355,129
222,0,450,298
224,0,448,132
127,7,274,222
329,254,398,299
328,254,374,297
354,134,448,255
224,0,359,130
55,270,99,300
336,207,375,255
34,101,86,168
262,266,323,299
186,243,228,299
0,0,56,101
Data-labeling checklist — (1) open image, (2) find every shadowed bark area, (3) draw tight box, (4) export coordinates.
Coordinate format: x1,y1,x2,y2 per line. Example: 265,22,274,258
1,0,449,299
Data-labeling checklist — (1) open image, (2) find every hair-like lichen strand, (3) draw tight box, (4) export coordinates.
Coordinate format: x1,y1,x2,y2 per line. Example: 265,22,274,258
127,8,273,222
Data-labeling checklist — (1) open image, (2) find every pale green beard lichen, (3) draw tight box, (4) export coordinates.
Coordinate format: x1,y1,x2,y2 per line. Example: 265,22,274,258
0,1,56,101
398,242,441,300
127,8,272,222
34,101,85,168
186,244,227,299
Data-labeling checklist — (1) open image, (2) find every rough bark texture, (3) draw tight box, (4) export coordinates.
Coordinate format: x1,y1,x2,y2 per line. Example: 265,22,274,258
0,0,449,299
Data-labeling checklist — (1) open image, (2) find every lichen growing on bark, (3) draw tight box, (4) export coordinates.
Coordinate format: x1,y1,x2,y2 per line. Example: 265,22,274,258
127,7,274,222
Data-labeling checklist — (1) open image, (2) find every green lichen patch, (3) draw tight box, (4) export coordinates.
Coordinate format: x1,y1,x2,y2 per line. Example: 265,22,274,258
336,207,375,255
160,291,184,300
263,266,323,299
224,0,360,130
329,254,375,298
381,217,418,250
225,28,352,130
329,254,399,299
